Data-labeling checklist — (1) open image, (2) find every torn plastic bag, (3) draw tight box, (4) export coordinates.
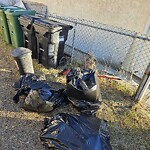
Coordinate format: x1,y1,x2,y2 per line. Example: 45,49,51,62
13,73,40,103
40,113,112,150
13,74,68,112
23,88,68,112
30,81,53,101
66,68,102,114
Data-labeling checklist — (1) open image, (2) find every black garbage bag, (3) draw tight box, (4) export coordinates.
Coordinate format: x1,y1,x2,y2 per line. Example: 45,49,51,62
68,97,101,115
40,113,112,150
66,68,102,115
13,74,68,112
23,88,68,112
13,73,41,103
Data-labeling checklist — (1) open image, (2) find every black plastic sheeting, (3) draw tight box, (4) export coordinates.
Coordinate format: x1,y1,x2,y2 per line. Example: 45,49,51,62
13,73,40,103
66,68,102,115
13,73,68,112
40,113,112,150
12,68,103,114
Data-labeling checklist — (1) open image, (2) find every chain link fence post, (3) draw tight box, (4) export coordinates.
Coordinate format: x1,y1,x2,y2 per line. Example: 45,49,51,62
134,63,150,102
71,21,77,64
121,33,137,79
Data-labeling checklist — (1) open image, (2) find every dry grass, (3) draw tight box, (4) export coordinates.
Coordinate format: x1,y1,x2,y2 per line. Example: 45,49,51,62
0,31,149,150
97,78,150,150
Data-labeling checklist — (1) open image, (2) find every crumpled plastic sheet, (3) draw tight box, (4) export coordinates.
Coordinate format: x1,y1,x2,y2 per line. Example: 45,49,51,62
13,73,40,103
13,73,68,112
40,113,112,150
66,68,102,115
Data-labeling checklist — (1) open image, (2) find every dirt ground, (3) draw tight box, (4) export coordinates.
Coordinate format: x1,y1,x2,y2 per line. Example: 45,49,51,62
0,36,150,150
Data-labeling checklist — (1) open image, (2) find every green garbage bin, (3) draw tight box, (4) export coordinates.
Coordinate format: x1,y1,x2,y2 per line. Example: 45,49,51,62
5,9,36,47
0,6,21,44
0,6,20,25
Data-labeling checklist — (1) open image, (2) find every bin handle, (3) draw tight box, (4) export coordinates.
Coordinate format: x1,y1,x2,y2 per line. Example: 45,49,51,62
35,31,39,34
25,40,29,43
40,48,44,52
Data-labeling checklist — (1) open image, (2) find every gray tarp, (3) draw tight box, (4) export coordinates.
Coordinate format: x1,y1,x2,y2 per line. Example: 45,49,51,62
0,0,25,9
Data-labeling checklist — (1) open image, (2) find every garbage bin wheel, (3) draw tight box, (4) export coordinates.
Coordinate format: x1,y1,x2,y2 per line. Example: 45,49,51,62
59,56,67,66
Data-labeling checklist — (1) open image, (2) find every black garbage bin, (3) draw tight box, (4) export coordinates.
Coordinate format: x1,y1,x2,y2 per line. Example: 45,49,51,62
33,18,73,69
18,15,40,59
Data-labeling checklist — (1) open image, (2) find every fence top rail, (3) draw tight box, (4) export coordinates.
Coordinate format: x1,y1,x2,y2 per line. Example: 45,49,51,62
37,13,150,41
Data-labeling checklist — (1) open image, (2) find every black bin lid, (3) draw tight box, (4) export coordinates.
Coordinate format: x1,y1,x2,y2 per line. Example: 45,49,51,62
34,19,59,27
34,19,63,33
40,18,73,30
34,18,73,31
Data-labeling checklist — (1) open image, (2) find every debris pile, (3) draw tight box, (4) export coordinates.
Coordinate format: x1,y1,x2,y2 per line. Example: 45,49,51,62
13,73,68,112
12,64,111,149
13,68,102,114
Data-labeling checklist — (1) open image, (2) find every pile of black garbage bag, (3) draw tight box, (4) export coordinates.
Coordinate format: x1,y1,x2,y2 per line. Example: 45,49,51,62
13,73,68,112
13,68,112,150
13,68,102,114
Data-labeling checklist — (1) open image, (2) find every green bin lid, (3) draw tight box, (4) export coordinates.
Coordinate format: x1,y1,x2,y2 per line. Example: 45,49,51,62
0,6,20,10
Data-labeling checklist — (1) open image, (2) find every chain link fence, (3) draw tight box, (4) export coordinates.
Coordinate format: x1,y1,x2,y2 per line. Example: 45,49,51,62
47,13,150,100
23,1,48,17
23,1,150,99
47,14,150,79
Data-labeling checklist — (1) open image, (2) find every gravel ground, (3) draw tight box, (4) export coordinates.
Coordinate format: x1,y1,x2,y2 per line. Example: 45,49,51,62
0,42,45,149
0,40,78,149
